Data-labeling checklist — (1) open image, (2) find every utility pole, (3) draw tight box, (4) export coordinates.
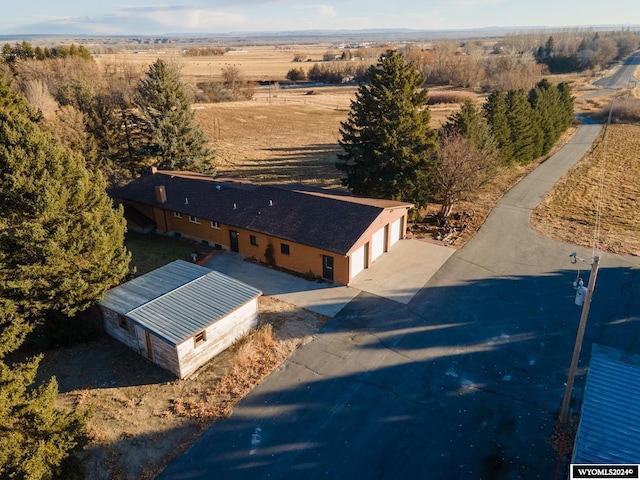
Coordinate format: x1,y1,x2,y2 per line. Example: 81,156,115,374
559,255,600,423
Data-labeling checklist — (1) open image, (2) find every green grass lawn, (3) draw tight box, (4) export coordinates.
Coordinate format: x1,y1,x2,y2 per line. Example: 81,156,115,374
125,231,212,274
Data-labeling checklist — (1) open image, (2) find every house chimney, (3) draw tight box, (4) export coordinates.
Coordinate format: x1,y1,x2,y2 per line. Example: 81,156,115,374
155,185,167,204
150,166,158,174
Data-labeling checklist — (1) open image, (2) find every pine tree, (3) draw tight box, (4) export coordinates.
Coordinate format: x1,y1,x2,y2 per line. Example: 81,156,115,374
529,79,562,156
336,50,437,207
483,90,513,163
506,89,539,164
557,82,575,130
0,73,131,319
135,59,214,173
0,301,88,480
442,98,495,152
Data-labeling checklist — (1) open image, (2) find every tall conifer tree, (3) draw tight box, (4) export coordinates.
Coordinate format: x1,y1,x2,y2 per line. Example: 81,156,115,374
336,50,437,207
135,59,213,173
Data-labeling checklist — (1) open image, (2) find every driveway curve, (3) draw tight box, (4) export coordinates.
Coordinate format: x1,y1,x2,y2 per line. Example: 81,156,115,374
158,105,640,480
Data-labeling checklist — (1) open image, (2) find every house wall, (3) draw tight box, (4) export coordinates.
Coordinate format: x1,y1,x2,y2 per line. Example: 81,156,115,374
127,200,351,284
175,298,259,379
126,200,408,286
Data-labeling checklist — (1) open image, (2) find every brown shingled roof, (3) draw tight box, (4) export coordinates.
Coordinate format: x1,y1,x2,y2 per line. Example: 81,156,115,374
116,171,412,255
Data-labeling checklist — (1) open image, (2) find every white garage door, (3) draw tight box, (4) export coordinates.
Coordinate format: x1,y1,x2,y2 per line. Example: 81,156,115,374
351,243,367,279
371,226,387,262
389,217,403,247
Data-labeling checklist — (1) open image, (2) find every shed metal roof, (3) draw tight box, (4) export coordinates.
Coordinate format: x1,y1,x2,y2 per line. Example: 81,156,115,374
100,260,262,346
572,344,640,464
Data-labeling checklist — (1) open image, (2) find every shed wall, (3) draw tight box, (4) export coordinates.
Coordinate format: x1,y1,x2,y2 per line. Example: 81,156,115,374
176,298,259,378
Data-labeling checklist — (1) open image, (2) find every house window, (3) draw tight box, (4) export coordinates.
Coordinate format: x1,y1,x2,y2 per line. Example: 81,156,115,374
250,235,259,246
118,316,129,331
211,221,220,229
280,243,290,255
194,330,207,347
189,215,201,224
174,212,182,218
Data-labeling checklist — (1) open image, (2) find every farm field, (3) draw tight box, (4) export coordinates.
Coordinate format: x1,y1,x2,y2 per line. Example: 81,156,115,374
532,124,640,256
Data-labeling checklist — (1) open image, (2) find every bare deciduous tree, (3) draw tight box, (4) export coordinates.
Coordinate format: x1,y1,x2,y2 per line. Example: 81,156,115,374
433,132,501,218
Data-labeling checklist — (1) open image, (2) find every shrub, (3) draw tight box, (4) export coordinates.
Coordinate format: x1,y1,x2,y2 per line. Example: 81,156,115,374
427,91,476,105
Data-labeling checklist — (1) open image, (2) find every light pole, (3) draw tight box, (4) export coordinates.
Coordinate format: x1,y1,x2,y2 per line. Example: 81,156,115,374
558,254,600,423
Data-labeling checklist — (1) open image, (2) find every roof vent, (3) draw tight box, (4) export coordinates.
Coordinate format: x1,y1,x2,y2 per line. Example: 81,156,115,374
215,185,221,191
185,197,189,205
268,199,273,207
233,203,237,210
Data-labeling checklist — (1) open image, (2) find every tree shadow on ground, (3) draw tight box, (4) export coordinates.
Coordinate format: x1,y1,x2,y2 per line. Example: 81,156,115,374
155,265,640,480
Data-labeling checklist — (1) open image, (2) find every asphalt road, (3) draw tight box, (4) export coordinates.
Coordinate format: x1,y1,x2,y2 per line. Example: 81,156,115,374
594,49,640,89
158,86,640,480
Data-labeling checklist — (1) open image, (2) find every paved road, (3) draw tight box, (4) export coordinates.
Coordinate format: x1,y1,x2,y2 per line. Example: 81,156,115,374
158,71,640,478
594,49,640,89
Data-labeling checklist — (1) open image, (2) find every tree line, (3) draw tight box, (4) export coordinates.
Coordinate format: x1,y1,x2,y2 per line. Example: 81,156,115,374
2,40,92,62
337,51,575,219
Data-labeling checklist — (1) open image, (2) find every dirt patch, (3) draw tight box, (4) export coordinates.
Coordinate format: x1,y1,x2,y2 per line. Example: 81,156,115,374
532,124,640,256
39,296,326,480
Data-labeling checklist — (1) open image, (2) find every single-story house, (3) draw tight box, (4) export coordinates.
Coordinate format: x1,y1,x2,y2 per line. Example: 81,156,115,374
99,260,262,379
115,169,413,285
572,344,640,464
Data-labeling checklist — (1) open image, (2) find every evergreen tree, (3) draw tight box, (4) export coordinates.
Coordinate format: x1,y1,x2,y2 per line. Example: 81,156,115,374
0,73,130,319
134,59,214,173
0,311,89,480
528,79,562,156
336,50,437,207
483,90,513,163
442,98,495,152
506,89,539,164
557,82,575,130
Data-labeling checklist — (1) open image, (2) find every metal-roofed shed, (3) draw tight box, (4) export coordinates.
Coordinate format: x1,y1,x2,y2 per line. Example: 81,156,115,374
100,260,262,378
572,344,640,464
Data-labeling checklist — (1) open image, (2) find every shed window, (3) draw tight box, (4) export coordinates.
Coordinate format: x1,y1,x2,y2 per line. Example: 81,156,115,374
250,235,259,246
211,221,220,229
174,212,182,218
189,215,201,224
280,243,290,255
118,316,129,331
194,330,207,347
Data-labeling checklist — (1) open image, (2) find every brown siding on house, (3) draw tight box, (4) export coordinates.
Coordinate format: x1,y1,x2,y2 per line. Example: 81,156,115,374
176,299,259,378
347,208,409,255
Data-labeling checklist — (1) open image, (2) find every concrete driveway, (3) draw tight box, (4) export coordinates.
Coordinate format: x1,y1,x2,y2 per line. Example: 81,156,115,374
160,120,640,480
205,239,454,317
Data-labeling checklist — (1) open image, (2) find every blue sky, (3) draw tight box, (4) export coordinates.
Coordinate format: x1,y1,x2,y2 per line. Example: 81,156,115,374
3,0,640,35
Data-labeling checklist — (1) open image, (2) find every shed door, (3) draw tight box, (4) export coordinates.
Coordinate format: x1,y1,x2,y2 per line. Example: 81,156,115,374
145,331,154,361
371,226,387,262
351,243,368,279
390,217,403,247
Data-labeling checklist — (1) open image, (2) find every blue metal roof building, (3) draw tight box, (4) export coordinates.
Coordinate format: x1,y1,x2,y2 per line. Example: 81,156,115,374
572,344,640,464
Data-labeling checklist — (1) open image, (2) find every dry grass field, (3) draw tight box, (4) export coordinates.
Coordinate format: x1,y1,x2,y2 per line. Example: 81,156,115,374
532,124,640,256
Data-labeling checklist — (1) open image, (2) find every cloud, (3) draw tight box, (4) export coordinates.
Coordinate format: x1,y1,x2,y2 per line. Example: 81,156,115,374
7,5,247,35
294,4,338,18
